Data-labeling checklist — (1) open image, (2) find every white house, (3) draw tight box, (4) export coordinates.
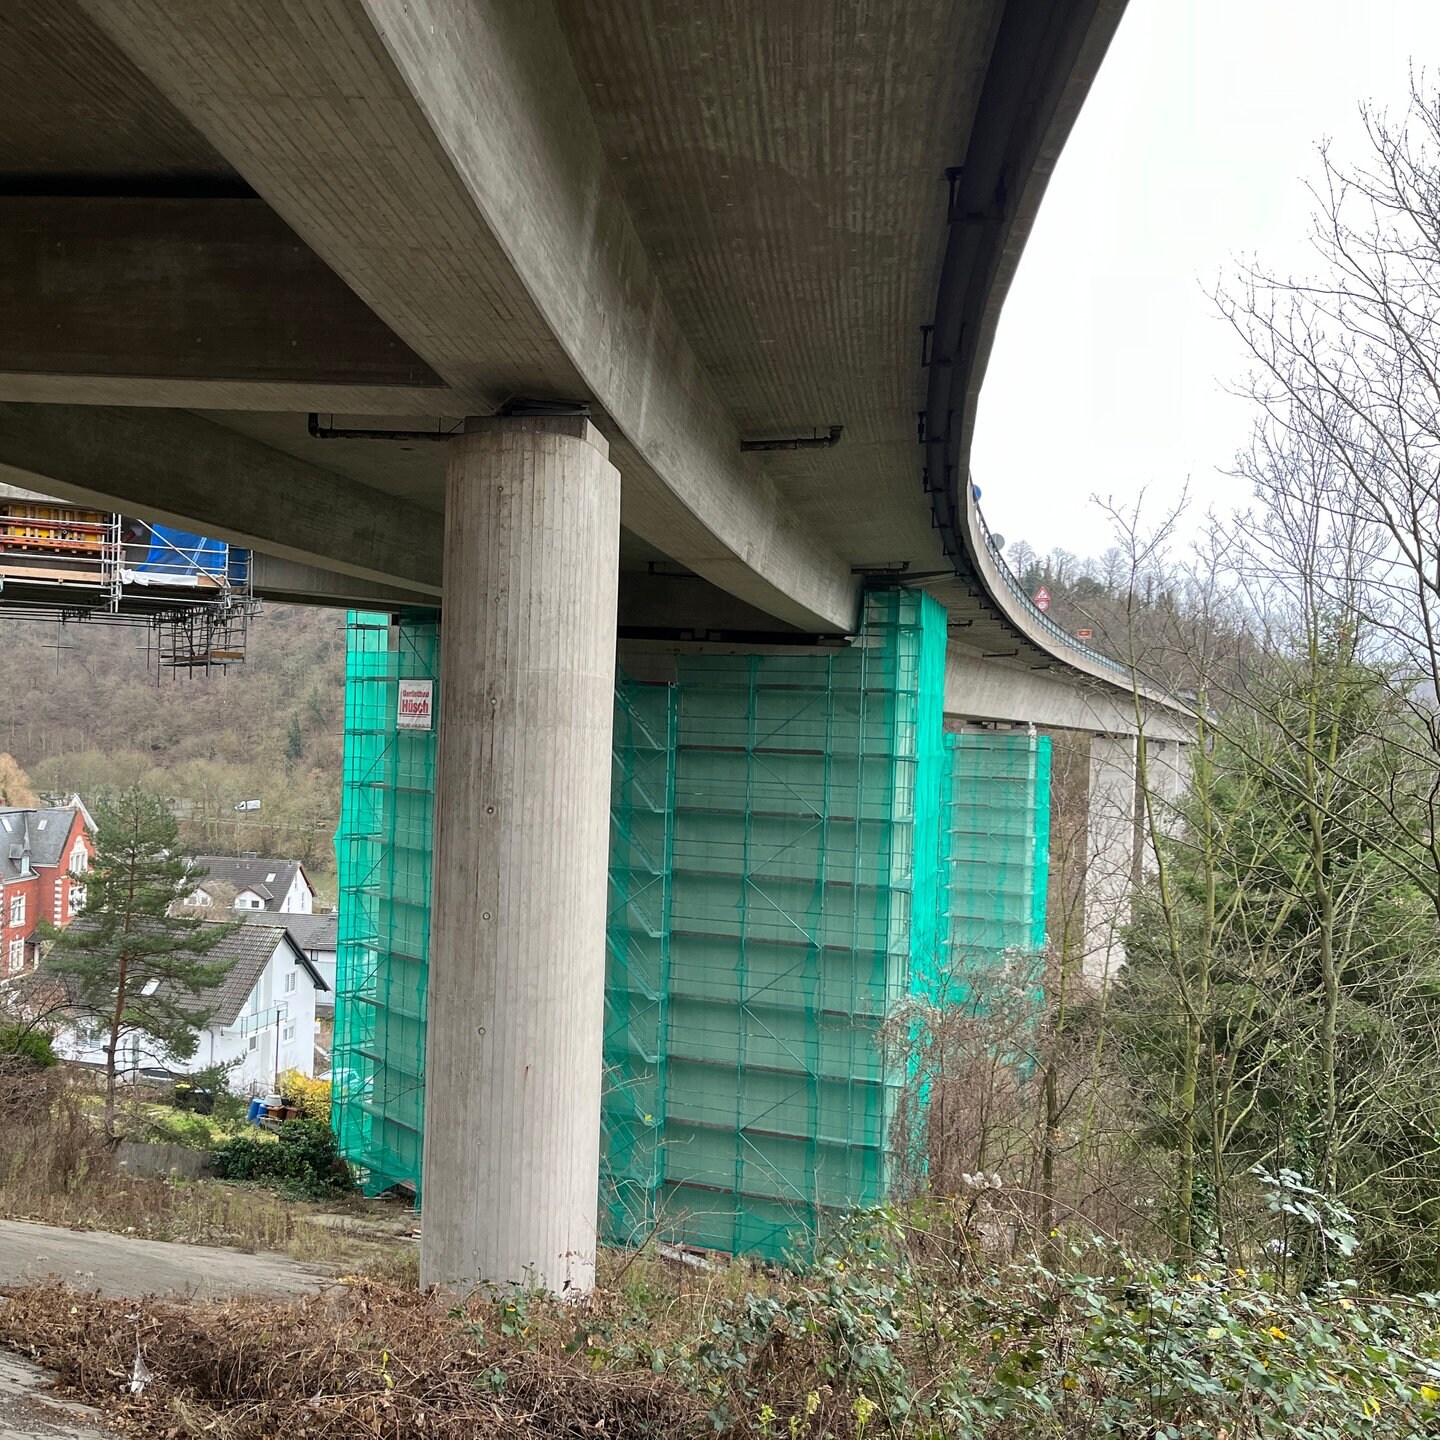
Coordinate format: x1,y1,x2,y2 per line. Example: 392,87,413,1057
55,920,329,1093
184,856,315,915
276,911,338,1013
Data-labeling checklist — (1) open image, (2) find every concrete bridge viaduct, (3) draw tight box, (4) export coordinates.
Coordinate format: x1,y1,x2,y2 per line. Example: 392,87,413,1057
0,0,1184,1290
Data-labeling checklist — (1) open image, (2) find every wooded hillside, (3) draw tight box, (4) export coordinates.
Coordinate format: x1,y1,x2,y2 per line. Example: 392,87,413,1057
0,603,348,896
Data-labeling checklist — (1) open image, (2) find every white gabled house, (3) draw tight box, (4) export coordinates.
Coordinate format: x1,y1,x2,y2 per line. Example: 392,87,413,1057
184,856,315,915
53,919,329,1092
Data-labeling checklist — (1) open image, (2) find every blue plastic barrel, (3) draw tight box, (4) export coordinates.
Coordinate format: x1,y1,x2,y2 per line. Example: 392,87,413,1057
246,1098,264,1125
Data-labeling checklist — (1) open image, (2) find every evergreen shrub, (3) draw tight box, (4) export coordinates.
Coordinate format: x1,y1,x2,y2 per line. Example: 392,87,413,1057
212,1118,354,1198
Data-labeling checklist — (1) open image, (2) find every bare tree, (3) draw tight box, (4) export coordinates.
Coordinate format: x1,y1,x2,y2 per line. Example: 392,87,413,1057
1219,79,1440,922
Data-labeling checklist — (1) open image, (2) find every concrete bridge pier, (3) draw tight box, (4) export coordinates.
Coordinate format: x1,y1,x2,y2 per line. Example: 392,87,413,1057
1083,733,1141,984
421,415,620,1296
1142,737,1191,843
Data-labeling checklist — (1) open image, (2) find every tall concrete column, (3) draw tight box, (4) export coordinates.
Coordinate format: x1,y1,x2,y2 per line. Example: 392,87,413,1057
1141,737,1190,850
1083,733,1140,985
422,415,620,1295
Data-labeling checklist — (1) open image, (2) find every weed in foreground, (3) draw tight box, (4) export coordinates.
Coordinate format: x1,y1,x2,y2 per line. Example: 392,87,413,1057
6,1211,1440,1440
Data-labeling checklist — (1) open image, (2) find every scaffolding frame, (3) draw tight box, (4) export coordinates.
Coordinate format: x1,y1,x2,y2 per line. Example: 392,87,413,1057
333,593,1052,1260
332,611,439,1195
635,589,946,1256
0,497,259,670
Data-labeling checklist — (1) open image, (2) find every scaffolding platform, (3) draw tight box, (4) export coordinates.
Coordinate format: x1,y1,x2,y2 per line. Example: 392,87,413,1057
0,488,258,670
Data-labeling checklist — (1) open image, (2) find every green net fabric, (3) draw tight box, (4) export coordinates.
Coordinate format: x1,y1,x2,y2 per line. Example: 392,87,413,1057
332,610,438,1197
333,592,1050,1258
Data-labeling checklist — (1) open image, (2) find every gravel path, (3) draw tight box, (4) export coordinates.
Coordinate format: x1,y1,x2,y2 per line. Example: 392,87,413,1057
0,1217,331,1301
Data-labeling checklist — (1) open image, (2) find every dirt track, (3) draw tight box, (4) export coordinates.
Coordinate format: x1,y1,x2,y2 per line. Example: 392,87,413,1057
0,1217,330,1301
0,1218,333,1439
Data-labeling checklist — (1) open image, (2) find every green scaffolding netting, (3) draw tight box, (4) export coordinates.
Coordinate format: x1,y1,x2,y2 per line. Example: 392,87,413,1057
934,727,1052,1007
628,589,946,1256
332,610,438,1196
333,591,1051,1259
604,672,679,1242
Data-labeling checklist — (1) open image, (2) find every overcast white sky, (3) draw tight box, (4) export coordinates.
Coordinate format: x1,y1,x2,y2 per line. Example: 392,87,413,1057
971,0,1440,561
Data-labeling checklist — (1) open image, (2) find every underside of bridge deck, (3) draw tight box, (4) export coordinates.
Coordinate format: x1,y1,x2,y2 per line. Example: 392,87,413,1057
0,0,1127,663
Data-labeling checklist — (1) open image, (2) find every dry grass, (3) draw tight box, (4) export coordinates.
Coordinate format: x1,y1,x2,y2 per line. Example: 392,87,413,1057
0,1063,419,1283
0,1277,714,1439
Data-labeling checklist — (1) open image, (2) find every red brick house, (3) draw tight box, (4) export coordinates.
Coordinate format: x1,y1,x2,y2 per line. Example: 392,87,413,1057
0,798,95,977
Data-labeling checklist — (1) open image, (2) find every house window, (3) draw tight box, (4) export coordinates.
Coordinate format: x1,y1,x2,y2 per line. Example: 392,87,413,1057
69,883,86,914
6,938,23,973
8,894,24,927
70,842,88,875
282,1022,296,1044
248,1035,258,1051
283,971,297,994
186,892,211,907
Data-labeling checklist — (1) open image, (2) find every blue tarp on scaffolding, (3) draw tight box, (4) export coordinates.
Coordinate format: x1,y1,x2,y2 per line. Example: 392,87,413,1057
134,526,229,580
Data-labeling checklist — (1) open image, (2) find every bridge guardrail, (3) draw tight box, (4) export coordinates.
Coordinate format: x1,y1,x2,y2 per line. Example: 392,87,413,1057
972,502,1132,680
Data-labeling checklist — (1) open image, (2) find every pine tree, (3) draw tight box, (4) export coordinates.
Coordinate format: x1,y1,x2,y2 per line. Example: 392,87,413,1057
1115,641,1440,1286
41,786,238,1138
284,712,304,767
